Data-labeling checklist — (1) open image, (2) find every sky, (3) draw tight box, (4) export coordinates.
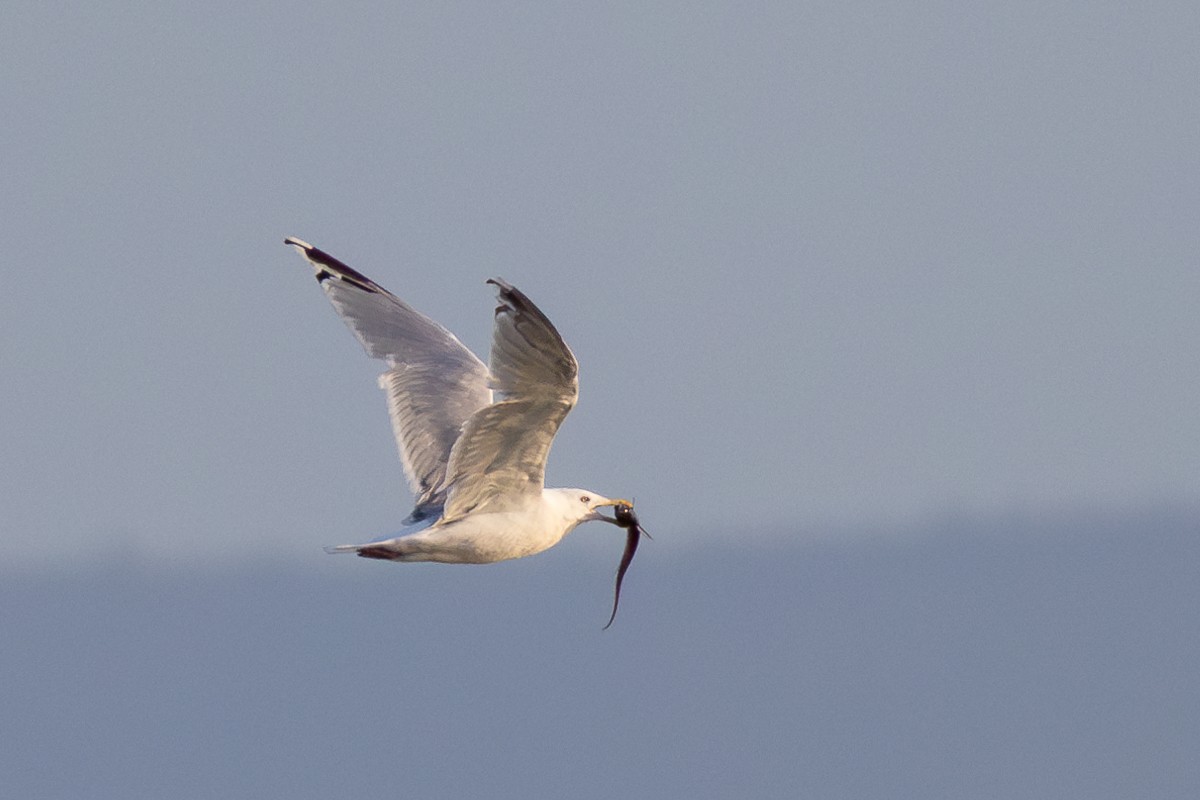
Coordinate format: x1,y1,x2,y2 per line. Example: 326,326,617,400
2,1,1197,565
1,1,1197,796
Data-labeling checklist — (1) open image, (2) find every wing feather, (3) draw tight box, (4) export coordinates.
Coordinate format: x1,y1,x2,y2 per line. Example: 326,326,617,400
286,238,491,506
440,279,580,520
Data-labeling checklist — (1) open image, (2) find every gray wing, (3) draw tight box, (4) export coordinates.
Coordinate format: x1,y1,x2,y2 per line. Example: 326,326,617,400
440,279,580,520
286,238,491,507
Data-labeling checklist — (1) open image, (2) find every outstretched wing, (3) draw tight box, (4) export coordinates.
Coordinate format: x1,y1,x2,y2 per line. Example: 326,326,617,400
439,278,580,520
286,238,491,507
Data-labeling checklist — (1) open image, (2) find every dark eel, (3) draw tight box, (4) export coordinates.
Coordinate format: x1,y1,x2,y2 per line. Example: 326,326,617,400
604,502,649,630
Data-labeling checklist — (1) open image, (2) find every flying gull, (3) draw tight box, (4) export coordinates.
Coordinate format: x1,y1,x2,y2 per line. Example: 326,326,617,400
285,237,647,625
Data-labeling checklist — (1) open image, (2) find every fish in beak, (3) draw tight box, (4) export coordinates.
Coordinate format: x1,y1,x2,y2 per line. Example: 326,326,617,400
603,501,649,630
586,497,633,524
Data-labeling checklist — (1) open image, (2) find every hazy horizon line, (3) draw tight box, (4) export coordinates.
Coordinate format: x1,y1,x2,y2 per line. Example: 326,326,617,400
4,497,1195,578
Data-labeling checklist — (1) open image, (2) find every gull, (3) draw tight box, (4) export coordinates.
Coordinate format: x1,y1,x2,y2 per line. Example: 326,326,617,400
285,237,636,572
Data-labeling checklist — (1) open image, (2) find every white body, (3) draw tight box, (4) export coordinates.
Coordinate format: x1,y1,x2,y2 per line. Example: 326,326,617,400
340,488,610,563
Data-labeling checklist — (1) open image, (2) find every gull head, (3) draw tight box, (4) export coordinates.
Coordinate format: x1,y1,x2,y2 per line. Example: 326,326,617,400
546,488,632,526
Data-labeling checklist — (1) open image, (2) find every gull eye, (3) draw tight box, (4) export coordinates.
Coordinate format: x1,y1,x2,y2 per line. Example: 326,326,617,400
580,495,591,504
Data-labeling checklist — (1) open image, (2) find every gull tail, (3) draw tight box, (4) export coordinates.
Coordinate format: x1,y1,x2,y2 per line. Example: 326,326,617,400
323,542,406,561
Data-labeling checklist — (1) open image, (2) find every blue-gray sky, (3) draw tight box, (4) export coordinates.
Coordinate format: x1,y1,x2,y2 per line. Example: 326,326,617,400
3,2,1197,565
2,3,1198,797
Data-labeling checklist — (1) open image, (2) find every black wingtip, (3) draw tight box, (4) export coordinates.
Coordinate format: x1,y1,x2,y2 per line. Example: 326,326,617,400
486,277,566,340
284,237,381,293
